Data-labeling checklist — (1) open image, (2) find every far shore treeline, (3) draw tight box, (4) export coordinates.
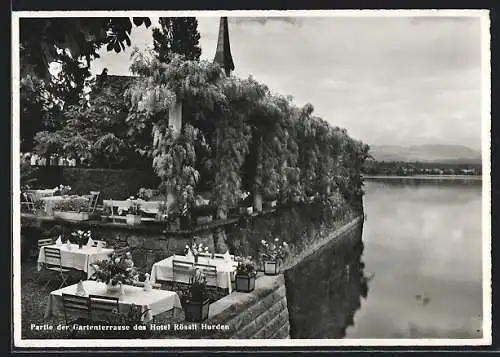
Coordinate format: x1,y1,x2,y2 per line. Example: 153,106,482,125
362,160,482,177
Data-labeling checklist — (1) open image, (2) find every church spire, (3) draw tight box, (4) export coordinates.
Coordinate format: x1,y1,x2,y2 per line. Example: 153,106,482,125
213,17,235,76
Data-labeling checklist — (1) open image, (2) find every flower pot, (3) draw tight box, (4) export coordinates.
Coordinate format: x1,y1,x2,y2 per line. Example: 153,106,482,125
126,214,141,226
235,271,256,292
184,298,210,322
53,211,89,222
106,282,122,294
263,261,280,275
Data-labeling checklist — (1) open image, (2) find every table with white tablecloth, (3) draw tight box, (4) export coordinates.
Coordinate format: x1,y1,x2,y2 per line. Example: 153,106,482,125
103,199,165,215
150,255,238,293
28,188,58,200
44,280,182,323
37,244,114,278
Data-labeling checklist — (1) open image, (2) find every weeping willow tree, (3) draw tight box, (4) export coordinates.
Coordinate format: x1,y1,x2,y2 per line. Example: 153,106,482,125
125,48,369,227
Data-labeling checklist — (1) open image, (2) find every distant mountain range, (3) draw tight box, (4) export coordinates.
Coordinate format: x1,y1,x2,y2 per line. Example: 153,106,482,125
368,144,482,163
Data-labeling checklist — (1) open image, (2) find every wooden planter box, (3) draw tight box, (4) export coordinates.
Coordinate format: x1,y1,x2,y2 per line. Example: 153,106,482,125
126,214,142,226
196,215,213,225
263,261,281,276
184,298,210,322
53,211,89,222
235,272,257,293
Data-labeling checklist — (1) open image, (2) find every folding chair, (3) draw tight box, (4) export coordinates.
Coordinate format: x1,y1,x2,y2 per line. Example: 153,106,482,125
214,253,235,260
194,263,218,287
114,246,129,258
31,237,54,263
88,191,101,214
62,293,90,325
38,238,53,249
91,240,107,248
20,192,36,214
172,260,194,285
42,247,71,289
89,294,120,324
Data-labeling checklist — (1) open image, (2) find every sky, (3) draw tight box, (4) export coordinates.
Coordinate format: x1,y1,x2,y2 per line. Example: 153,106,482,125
91,14,485,150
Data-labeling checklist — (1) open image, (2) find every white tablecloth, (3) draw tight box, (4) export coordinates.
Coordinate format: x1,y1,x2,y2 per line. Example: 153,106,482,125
29,189,58,200
41,195,90,215
44,280,182,323
37,244,114,278
150,255,237,293
103,199,165,215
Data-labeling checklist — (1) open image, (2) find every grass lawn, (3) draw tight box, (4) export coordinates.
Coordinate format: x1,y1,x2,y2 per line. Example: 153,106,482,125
19,259,229,339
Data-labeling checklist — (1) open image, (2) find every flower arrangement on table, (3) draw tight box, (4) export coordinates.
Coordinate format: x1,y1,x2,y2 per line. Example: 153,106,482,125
260,238,289,275
90,252,139,289
54,184,72,196
71,229,92,248
184,242,210,262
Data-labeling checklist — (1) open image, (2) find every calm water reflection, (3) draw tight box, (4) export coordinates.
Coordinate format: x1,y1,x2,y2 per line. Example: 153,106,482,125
285,177,483,339
347,178,483,338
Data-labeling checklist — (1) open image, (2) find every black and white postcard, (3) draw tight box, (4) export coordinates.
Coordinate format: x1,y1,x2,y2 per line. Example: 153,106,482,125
11,9,491,348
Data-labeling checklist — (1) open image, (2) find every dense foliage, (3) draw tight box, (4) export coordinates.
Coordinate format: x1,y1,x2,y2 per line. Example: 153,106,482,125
125,50,370,219
152,17,202,63
20,17,152,154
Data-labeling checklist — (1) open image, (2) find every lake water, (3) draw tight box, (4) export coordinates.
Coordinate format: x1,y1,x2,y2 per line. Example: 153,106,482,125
346,178,484,339
285,177,484,339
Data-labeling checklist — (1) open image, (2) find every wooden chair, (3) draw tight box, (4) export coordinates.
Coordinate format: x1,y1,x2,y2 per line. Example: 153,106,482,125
88,191,101,214
132,280,162,290
62,293,90,325
20,192,36,214
91,240,107,248
194,263,218,287
38,238,53,249
114,246,129,257
89,294,120,324
172,260,194,285
214,253,235,260
42,247,71,289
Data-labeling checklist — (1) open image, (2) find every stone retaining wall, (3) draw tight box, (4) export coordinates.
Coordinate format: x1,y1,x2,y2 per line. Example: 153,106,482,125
176,274,290,339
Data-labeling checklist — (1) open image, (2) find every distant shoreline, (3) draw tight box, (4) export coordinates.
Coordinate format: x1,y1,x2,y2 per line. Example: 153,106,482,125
362,175,482,180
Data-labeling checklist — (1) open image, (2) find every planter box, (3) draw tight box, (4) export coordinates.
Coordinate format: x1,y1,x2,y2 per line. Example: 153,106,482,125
239,207,253,215
263,261,281,275
126,214,142,226
196,215,213,225
53,211,89,222
184,298,210,322
235,272,257,292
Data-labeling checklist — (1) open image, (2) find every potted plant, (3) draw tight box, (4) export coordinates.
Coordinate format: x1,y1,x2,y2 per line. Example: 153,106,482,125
126,201,142,226
238,191,253,215
235,257,257,293
260,238,289,275
52,199,90,221
101,206,112,222
90,252,138,293
182,268,210,322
